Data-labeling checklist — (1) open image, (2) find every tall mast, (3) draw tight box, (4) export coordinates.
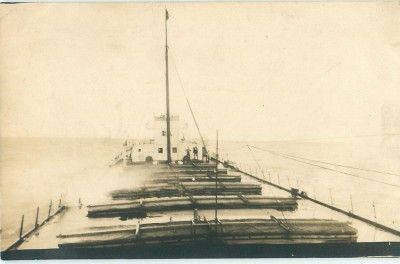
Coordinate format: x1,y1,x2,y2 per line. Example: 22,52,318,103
215,130,219,222
165,9,172,164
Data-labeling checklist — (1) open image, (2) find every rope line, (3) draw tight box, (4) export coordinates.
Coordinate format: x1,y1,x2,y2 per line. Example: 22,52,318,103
266,148,400,178
170,53,207,152
248,145,400,189
246,146,292,229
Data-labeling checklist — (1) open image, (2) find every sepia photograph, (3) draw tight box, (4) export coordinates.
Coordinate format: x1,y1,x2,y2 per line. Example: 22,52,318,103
1,1,400,259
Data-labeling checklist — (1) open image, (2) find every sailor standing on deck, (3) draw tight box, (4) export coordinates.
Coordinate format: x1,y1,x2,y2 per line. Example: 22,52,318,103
182,148,191,164
186,148,191,159
202,146,208,162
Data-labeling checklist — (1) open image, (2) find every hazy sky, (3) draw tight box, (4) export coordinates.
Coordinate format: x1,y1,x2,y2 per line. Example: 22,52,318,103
1,2,399,141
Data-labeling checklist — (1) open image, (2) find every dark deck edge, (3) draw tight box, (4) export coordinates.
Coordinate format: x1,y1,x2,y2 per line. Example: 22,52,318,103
2,242,400,259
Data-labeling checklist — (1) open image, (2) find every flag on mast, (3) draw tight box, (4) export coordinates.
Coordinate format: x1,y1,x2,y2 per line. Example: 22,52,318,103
166,9,169,20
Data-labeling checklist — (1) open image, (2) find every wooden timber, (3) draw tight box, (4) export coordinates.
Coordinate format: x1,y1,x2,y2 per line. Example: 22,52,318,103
87,195,298,218
110,183,262,200
149,174,241,184
151,168,228,176
58,218,357,249
169,163,217,170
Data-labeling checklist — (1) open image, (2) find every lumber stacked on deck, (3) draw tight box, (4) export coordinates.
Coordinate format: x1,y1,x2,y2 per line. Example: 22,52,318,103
169,163,217,170
57,225,137,248
149,174,241,183
110,183,262,200
181,182,261,196
58,218,357,249
150,168,228,176
111,184,180,200
87,195,298,218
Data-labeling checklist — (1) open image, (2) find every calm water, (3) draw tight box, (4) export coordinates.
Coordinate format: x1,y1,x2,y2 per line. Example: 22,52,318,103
1,136,399,249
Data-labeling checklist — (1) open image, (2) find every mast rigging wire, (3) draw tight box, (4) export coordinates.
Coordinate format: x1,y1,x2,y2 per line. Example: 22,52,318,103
170,53,208,153
246,145,292,229
262,147,400,177
248,145,400,189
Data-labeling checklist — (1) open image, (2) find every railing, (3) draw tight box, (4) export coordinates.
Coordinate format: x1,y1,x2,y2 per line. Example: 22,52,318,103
4,197,67,252
215,157,400,238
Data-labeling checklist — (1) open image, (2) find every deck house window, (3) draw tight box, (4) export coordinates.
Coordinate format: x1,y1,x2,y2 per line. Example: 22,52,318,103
158,148,163,153
138,149,141,152
162,131,166,136
172,147,177,153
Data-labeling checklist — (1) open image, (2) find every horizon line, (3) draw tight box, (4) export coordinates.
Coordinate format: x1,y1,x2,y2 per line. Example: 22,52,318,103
1,133,397,143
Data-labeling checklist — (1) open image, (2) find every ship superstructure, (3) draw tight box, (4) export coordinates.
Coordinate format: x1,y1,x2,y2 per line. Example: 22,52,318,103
120,115,205,165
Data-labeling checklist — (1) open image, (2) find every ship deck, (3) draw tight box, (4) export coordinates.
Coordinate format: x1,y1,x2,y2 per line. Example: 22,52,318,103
12,180,400,250
3,166,400,258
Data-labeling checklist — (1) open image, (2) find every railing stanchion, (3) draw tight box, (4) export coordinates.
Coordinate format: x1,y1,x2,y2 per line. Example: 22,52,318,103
48,200,52,218
372,201,377,222
35,207,40,228
19,215,24,240
350,194,354,213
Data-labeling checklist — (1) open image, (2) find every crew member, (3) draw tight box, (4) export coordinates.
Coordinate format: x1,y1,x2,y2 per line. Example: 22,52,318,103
193,146,198,160
202,146,208,162
182,148,191,164
186,148,191,159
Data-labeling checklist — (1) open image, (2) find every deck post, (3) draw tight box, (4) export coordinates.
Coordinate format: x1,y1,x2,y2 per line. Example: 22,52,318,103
58,197,62,208
287,176,291,187
35,207,40,228
193,208,199,221
19,215,24,239
48,200,52,218
277,173,280,185
350,194,354,213
329,188,333,206
372,201,377,222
